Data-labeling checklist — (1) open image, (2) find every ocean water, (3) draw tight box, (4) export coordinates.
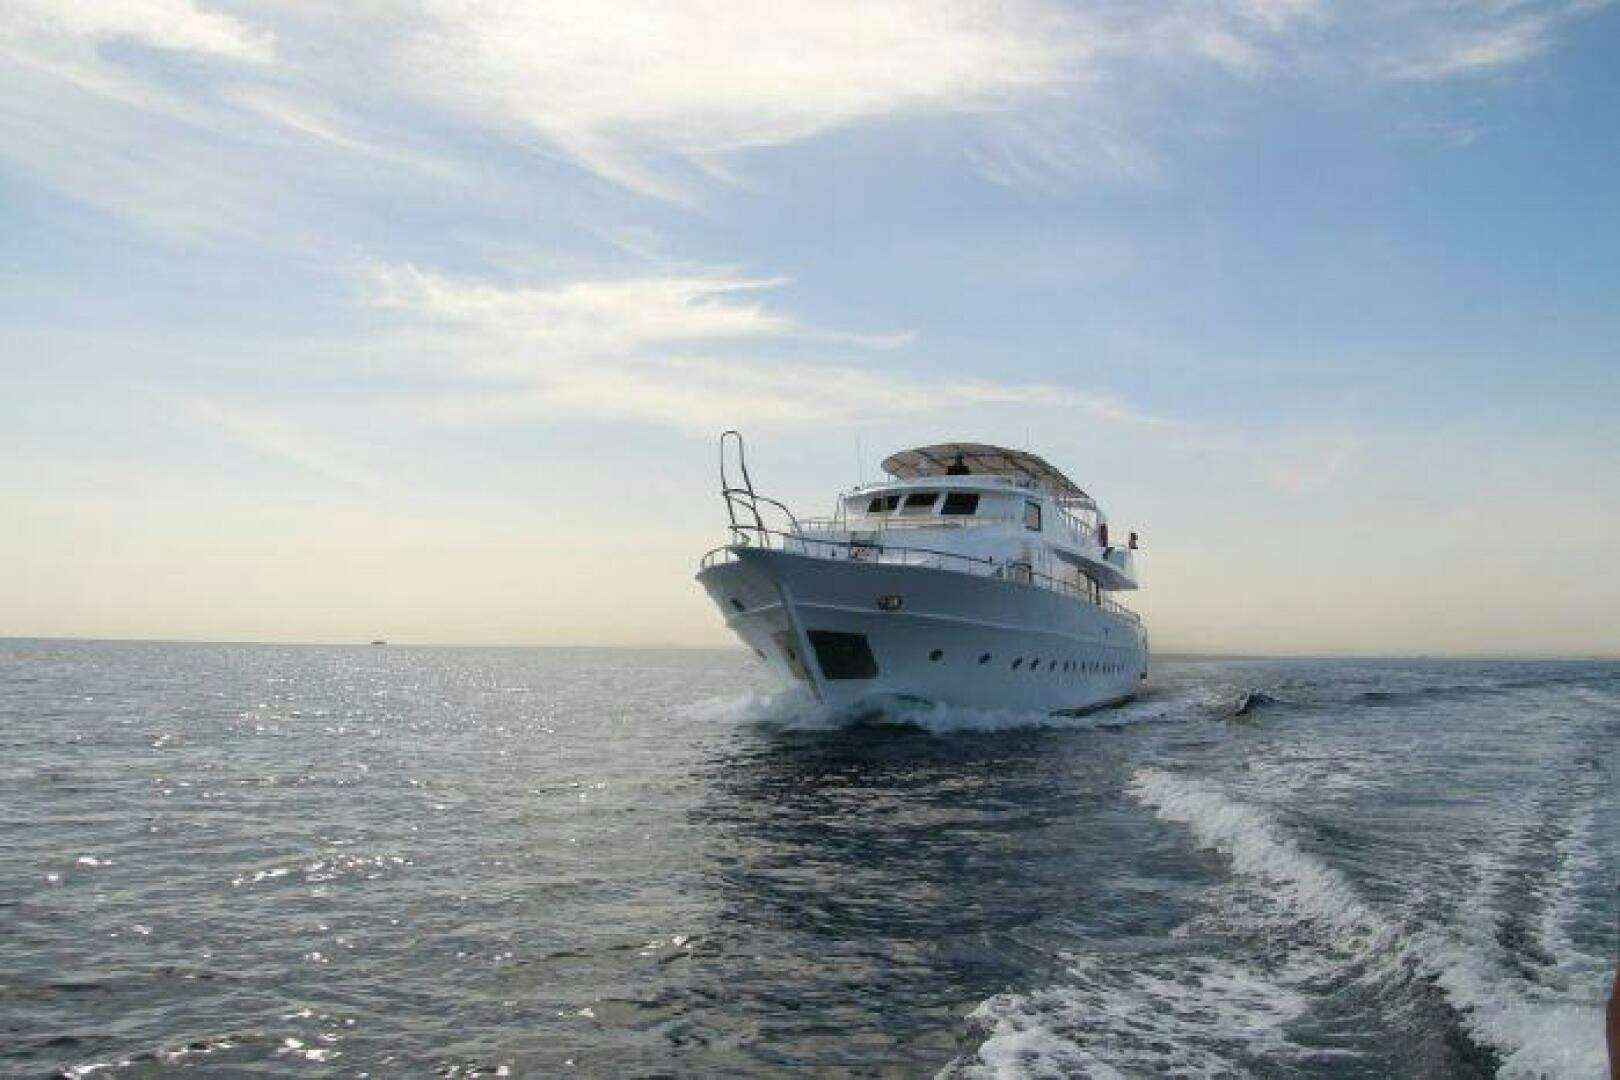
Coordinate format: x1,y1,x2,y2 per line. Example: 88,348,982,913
2,641,1616,1079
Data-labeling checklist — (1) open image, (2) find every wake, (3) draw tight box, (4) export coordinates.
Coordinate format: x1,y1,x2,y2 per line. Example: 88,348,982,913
1128,768,1611,1079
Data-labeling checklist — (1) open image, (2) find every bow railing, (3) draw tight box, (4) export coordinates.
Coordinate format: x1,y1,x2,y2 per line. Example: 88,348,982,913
700,527,1141,627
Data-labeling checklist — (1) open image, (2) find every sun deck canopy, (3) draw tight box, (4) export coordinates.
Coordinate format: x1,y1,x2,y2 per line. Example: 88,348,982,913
880,443,1091,503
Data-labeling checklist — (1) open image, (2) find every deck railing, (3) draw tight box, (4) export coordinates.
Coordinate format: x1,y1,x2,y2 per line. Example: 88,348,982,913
701,526,1141,627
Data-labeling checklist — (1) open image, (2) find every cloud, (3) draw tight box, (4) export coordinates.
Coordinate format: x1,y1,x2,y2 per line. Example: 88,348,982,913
1374,0,1607,81
1387,16,1552,80
1261,434,1360,495
2,0,274,62
358,263,1158,432
191,399,388,490
397,0,1086,200
0,0,1607,233
363,264,796,359
382,0,1610,197
395,358,1153,434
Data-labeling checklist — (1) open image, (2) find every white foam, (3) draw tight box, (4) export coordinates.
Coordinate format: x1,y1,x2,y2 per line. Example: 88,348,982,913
871,697,1131,734
1540,802,1602,975
1128,768,1612,1080
1129,769,1388,944
1232,743,1389,812
673,686,819,726
942,954,1320,1079
682,685,1213,735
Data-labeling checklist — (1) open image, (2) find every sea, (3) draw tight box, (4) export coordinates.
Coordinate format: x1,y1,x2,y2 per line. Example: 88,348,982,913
2,640,1615,1079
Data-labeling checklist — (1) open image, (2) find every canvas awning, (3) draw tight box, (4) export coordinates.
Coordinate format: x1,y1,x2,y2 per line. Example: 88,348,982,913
879,443,1090,502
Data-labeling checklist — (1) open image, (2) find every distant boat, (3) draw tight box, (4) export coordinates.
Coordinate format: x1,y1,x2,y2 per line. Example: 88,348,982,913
370,640,387,646
696,433,1147,714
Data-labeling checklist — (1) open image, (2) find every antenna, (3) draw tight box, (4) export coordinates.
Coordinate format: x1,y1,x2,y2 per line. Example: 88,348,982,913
855,434,865,486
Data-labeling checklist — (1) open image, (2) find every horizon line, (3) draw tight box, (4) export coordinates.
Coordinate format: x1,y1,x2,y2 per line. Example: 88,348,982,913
2,635,1615,663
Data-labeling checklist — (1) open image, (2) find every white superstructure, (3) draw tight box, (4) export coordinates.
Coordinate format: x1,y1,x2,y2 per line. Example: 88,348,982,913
696,434,1148,715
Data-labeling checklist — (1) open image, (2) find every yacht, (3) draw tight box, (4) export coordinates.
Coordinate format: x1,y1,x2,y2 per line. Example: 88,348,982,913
696,433,1147,714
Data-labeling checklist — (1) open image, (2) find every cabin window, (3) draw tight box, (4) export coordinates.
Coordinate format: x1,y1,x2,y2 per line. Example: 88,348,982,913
1024,500,1043,531
900,492,939,515
866,494,901,513
940,492,980,516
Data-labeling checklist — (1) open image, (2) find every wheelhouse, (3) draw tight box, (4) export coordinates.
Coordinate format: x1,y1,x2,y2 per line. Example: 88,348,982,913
843,477,1019,527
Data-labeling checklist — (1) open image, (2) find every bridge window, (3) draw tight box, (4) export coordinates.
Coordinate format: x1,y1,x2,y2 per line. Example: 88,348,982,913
940,492,980,516
866,494,901,513
1024,500,1042,531
901,492,939,514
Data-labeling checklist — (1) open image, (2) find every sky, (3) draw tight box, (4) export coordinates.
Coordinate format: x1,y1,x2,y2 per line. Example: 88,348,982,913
2,0,1617,655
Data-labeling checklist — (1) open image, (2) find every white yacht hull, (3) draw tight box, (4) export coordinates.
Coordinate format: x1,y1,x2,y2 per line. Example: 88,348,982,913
697,548,1148,715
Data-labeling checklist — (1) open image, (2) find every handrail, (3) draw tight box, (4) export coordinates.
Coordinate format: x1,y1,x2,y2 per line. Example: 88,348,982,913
702,525,1141,627
799,515,984,532
718,525,995,572
718,430,800,545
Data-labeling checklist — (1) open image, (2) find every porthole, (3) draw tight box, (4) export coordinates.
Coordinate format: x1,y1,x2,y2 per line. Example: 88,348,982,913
929,649,944,662
1012,658,1023,670
753,647,766,659
729,597,745,612
979,653,992,664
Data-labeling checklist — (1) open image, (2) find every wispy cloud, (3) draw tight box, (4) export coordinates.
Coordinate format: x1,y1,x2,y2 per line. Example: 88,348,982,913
191,399,388,491
357,263,1158,432
392,359,1155,434
1371,0,1608,82
1387,16,1554,80
364,264,796,355
1261,433,1361,495
3,0,275,62
397,0,1086,201
2,0,1605,236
